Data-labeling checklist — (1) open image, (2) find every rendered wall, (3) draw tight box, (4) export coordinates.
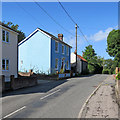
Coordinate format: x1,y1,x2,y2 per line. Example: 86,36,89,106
19,30,51,74
51,39,71,73
1,26,18,82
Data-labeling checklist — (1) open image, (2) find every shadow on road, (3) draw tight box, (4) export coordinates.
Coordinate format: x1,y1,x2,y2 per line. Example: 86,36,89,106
2,79,68,97
2,74,101,98
76,74,95,78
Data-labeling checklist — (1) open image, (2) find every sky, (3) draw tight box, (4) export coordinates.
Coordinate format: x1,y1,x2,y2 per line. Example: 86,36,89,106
2,2,118,59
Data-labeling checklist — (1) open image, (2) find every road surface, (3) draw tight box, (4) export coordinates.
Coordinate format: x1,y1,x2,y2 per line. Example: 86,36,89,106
2,74,109,118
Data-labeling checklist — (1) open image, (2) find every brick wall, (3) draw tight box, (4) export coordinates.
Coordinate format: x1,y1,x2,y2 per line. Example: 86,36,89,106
10,75,38,90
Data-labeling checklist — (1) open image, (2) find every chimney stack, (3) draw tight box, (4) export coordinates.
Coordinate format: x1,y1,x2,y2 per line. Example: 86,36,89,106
58,34,63,41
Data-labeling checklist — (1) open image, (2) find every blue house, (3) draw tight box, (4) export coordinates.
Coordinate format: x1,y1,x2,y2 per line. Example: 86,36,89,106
18,28,72,74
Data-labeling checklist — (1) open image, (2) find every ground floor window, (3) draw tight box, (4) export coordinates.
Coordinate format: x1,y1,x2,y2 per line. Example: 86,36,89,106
66,61,69,69
61,58,65,69
55,58,58,70
2,59,9,71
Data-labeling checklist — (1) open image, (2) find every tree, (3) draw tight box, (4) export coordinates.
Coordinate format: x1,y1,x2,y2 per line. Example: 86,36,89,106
83,45,96,61
107,29,120,67
82,45,103,74
3,21,26,43
102,59,115,74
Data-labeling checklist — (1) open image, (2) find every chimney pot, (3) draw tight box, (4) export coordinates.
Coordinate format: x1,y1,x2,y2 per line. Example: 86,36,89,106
58,34,63,41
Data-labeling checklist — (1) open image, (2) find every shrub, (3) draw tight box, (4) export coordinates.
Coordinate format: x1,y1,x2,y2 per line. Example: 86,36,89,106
113,70,116,74
116,72,120,80
102,69,109,74
88,64,95,74
81,69,89,75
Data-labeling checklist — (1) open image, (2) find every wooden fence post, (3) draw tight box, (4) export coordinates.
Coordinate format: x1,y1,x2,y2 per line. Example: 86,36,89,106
1,75,5,92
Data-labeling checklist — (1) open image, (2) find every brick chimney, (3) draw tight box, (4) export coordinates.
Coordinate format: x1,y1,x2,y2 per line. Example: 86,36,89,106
58,34,63,41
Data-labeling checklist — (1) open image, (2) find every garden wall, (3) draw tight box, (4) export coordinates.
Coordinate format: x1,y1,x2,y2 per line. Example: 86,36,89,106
10,75,38,90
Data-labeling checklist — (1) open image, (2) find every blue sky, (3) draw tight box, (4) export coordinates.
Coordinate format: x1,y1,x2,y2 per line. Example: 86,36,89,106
2,2,118,59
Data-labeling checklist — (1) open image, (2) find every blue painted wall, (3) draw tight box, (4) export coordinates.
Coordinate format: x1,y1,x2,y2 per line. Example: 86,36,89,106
51,39,71,73
19,30,51,74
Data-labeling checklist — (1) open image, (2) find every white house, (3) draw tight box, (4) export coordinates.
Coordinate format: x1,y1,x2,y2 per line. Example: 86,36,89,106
0,22,18,82
71,52,88,74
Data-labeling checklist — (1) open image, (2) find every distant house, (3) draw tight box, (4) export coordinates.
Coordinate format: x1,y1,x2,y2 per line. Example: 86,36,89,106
18,28,72,74
0,22,18,82
71,52,88,74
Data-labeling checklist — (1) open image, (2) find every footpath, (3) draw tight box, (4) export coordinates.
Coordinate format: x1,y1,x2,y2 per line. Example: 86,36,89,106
79,75,119,118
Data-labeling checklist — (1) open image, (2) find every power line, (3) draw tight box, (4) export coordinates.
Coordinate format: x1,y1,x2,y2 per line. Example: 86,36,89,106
57,0,76,25
78,28,90,44
57,0,90,45
15,1,46,29
33,0,75,37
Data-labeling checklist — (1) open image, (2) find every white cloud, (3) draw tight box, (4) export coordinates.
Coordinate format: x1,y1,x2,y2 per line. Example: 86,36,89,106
89,27,114,41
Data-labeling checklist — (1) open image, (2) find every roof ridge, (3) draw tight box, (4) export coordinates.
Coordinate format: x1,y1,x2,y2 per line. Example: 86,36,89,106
37,28,72,48
75,53,87,62
19,27,72,48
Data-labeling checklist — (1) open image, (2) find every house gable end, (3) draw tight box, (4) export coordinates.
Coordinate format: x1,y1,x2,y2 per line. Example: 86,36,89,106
18,28,51,46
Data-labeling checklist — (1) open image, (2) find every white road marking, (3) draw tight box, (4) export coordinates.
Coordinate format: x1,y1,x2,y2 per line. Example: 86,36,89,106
3,106,26,118
40,89,61,100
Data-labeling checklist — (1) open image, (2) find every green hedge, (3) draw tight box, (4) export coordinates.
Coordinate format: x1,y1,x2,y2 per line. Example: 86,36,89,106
102,69,109,74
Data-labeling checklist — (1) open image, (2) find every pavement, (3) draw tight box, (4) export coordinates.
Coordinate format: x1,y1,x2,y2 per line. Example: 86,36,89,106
80,75,119,118
2,74,109,118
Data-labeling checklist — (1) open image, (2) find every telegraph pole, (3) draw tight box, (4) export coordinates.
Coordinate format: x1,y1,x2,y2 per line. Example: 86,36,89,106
75,24,78,74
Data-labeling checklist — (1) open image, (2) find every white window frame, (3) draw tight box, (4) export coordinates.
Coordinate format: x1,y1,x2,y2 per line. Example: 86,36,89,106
55,41,59,53
66,46,69,56
61,58,65,67
62,44,64,54
55,58,59,70
66,61,69,70
2,59,9,71
2,30,9,43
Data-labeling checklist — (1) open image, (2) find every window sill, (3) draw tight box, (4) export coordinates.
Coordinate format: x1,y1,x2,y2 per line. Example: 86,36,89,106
55,51,59,53
2,41,10,44
2,70,9,72
66,68,70,70
55,68,58,71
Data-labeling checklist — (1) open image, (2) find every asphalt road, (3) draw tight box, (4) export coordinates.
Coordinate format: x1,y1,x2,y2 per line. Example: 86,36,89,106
2,74,109,118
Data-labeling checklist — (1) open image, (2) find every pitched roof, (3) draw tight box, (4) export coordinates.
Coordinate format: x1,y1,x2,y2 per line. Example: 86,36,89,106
0,21,19,34
18,28,72,48
77,54,88,62
74,50,87,62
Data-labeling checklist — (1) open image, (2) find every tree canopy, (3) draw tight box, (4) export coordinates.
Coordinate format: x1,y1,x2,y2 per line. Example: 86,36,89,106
82,45,103,74
82,45,96,62
3,21,26,43
107,29,120,67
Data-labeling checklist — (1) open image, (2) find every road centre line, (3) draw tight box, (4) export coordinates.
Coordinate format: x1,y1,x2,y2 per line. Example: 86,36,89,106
40,89,61,100
3,106,26,119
